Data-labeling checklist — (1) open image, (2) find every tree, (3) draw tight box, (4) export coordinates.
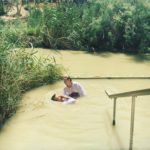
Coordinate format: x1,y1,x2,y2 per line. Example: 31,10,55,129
0,0,5,15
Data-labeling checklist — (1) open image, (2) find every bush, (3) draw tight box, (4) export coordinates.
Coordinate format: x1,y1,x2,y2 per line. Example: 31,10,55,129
0,19,27,47
0,19,62,127
0,46,62,127
26,0,150,53
27,7,43,32
0,0,5,15
2,1,148,52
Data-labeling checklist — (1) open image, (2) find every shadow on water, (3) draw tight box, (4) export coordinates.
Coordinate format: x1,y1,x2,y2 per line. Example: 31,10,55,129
84,51,114,58
86,50,150,62
0,112,16,132
129,54,150,62
106,111,126,150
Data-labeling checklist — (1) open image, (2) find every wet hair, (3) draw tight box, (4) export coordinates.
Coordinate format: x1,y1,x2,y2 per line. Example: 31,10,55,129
51,94,57,101
69,92,80,98
63,76,72,81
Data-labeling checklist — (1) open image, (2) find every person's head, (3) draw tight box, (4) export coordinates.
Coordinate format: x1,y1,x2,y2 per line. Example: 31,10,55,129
51,94,63,102
51,94,57,101
63,76,72,88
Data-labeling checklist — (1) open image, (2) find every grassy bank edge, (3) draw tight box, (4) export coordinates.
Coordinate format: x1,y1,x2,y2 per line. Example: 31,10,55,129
0,47,63,129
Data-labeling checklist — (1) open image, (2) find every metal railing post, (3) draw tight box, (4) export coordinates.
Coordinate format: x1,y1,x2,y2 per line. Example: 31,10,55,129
106,88,150,150
129,96,136,150
113,98,117,125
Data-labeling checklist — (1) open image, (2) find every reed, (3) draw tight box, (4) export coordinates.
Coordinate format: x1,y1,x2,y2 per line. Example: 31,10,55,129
0,19,62,127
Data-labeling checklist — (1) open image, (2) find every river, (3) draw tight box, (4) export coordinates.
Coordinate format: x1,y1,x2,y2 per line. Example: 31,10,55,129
0,49,150,150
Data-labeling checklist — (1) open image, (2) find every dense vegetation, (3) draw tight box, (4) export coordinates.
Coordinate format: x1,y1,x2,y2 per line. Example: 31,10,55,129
1,0,149,52
25,0,150,53
0,19,62,127
0,0,4,15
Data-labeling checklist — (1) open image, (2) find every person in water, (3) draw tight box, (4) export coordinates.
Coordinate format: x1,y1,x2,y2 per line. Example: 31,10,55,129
51,94,76,104
63,76,86,98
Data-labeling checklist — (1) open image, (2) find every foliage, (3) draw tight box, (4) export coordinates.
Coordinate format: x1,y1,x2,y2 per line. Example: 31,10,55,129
0,0,5,15
27,7,43,34
0,19,27,47
0,19,62,127
41,2,83,49
26,0,150,53
1,0,149,52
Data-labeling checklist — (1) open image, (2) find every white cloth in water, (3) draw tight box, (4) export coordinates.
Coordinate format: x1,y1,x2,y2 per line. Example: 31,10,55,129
63,97,76,104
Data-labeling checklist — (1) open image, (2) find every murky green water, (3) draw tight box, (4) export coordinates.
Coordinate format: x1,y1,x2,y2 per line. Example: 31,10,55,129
0,50,150,150
33,49,150,77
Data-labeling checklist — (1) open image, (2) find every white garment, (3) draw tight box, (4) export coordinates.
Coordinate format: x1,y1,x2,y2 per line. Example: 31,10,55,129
50,95,76,104
63,97,76,104
63,81,86,97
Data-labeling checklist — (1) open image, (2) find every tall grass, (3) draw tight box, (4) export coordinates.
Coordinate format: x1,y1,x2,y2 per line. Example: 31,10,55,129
26,0,150,53
0,19,62,127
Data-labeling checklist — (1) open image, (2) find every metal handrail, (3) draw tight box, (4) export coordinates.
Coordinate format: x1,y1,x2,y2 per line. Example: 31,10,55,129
60,76,150,80
105,88,150,150
105,88,150,98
